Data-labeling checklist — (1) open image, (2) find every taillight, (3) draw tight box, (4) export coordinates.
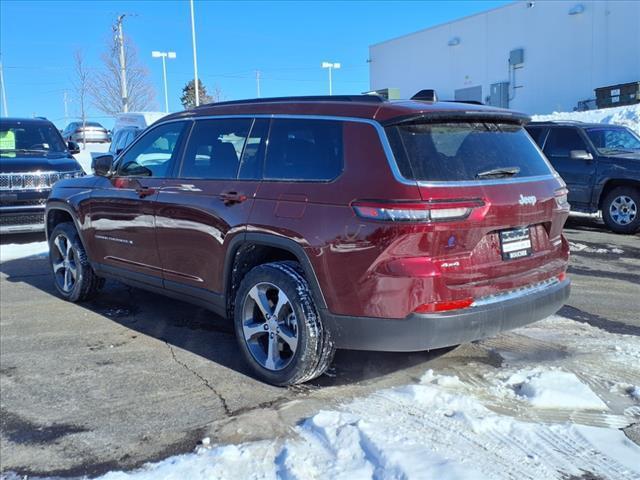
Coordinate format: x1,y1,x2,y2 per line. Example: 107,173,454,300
352,199,485,223
414,298,474,313
554,188,569,208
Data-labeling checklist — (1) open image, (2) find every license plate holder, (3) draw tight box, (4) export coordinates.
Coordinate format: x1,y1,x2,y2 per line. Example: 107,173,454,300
499,227,532,261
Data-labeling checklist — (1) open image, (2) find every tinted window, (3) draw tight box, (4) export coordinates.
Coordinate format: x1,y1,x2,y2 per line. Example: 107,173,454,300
385,122,552,182
585,127,640,153
117,122,186,177
525,126,547,147
264,119,343,181
0,120,67,155
239,119,269,180
543,128,587,157
180,119,253,179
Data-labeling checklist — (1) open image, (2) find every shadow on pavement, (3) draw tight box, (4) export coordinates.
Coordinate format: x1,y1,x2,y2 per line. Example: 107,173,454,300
0,254,449,388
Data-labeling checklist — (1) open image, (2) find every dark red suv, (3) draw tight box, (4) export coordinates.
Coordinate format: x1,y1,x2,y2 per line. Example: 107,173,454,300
45,95,571,385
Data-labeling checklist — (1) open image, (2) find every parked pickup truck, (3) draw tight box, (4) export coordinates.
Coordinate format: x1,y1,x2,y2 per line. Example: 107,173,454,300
526,121,640,234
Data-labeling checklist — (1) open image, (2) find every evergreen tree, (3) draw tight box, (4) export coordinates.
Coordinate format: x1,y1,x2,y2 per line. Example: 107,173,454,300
180,80,216,109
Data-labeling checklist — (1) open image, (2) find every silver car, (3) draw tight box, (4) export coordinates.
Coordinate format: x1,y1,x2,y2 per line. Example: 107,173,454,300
62,121,110,143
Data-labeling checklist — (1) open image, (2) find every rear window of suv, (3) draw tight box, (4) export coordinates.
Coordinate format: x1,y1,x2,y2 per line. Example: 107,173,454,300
264,119,343,181
385,122,552,182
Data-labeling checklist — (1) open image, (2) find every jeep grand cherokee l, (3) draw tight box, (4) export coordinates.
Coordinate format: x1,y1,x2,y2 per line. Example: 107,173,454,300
45,95,571,385
526,121,640,234
1,118,84,234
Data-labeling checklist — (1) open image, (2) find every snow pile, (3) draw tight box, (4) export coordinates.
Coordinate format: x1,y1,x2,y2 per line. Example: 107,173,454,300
100,371,640,480
0,241,49,262
74,142,109,174
531,104,640,135
505,369,608,410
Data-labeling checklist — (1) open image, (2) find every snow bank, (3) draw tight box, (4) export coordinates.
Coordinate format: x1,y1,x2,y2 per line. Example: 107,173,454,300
531,104,640,135
99,371,639,480
506,370,608,410
74,142,109,174
0,241,48,262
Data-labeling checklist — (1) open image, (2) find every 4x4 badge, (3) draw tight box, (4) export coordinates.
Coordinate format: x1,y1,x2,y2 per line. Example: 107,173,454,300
519,194,537,206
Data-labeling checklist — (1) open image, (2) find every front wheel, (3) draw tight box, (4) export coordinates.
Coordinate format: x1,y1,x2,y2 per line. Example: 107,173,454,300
49,222,102,301
234,261,335,386
602,186,640,234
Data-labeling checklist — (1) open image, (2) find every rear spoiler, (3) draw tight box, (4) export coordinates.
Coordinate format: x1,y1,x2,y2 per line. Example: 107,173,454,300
381,110,531,127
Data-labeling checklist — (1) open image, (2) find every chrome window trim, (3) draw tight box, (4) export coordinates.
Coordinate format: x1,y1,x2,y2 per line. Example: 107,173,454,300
150,114,558,187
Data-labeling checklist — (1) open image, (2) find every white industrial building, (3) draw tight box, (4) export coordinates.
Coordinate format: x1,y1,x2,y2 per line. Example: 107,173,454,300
368,0,640,114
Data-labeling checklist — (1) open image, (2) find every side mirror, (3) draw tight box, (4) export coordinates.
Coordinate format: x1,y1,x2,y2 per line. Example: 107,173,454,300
68,141,80,155
570,150,593,161
93,154,114,177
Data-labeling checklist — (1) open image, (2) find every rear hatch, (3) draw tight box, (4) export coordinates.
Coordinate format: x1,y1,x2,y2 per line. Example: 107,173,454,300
383,117,570,300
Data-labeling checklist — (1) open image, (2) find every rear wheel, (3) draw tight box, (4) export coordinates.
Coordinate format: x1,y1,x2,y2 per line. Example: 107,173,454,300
234,261,335,386
602,186,640,234
49,222,102,302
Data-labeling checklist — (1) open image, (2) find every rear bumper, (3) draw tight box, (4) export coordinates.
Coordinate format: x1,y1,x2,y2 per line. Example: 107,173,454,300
322,278,570,352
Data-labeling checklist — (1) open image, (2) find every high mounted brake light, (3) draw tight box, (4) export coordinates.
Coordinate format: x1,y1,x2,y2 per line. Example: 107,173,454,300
352,199,486,222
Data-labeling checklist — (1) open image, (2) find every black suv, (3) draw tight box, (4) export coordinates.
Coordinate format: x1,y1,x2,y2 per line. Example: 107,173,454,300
526,121,640,234
1,118,85,234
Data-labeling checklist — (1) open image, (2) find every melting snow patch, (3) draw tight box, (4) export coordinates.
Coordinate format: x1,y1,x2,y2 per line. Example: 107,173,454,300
507,369,608,410
569,241,624,254
96,372,640,480
0,241,49,262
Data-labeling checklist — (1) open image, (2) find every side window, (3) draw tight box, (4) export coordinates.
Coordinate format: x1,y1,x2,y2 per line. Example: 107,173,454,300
543,128,587,157
526,127,547,148
117,122,186,177
180,118,253,179
264,119,344,181
238,119,269,180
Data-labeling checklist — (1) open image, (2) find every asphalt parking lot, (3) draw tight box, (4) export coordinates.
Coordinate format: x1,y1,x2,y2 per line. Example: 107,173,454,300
1,214,639,478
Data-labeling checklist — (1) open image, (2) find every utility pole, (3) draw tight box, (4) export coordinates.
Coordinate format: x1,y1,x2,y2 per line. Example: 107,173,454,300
0,53,8,117
256,70,261,98
116,15,129,112
63,91,69,125
189,0,200,107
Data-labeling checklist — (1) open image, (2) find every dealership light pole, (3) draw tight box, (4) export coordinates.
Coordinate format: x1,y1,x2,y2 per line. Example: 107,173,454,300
0,53,8,117
189,0,200,107
321,61,340,96
152,51,176,113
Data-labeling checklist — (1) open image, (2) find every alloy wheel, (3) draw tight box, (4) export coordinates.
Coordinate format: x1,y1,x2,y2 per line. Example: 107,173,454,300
609,195,637,226
241,282,299,371
51,234,78,293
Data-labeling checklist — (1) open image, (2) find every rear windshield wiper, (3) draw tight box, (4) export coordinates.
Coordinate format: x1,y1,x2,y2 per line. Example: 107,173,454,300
475,167,521,179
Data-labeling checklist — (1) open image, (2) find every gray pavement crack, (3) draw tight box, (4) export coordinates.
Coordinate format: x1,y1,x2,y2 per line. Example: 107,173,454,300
164,342,232,416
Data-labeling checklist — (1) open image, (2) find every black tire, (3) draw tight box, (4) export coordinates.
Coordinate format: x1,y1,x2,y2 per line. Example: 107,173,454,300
601,186,640,234
234,261,335,386
49,222,102,302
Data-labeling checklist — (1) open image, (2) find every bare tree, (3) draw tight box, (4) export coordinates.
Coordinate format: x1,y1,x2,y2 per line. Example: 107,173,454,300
90,35,155,115
72,50,90,149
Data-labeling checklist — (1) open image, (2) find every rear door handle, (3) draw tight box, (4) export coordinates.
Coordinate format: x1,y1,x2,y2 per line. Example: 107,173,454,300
136,186,156,198
219,191,248,205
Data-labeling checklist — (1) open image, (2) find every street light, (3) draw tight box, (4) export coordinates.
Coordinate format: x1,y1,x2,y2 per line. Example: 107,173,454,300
152,50,176,113
321,61,340,96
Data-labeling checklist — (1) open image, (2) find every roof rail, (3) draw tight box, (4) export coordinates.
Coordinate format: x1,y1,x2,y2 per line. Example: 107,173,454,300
195,95,385,109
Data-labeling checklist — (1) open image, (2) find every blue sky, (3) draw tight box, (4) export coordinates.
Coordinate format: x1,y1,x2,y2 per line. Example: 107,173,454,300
1,0,509,128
